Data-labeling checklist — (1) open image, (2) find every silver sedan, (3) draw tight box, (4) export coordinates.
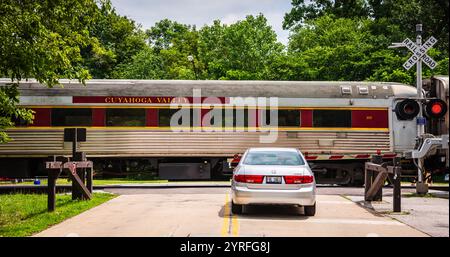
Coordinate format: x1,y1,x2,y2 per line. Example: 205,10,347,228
231,147,316,216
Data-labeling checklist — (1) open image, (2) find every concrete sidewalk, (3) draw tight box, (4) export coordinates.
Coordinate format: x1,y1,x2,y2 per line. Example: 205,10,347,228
346,190,449,237
35,192,427,237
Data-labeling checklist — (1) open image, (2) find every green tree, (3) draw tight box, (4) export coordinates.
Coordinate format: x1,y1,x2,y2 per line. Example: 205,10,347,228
283,0,449,83
142,19,202,79
283,0,449,55
81,0,147,78
0,0,101,143
111,46,165,79
287,15,418,83
283,0,370,30
147,19,192,52
199,14,284,80
369,0,449,55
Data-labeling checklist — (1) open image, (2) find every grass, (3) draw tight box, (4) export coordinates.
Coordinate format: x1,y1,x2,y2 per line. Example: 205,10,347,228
378,210,411,215
400,181,449,186
0,193,116,237
405,192,441,198
0,178,170,186
0,178,232,186
89,178,169,185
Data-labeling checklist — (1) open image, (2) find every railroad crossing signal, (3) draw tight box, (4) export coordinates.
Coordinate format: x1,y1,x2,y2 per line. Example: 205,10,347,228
388,25,439,193
402,36,438,70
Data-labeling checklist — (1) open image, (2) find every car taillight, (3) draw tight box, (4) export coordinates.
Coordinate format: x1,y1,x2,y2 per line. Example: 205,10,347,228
233,174,264,184
233,174,246,183
284,175,314,184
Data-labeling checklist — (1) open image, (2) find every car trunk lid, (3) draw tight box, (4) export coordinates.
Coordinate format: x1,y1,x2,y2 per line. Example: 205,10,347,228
243,165,309,190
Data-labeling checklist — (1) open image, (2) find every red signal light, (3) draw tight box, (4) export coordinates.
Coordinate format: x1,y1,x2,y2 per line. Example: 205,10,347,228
424,99,447,119
431,103,443,114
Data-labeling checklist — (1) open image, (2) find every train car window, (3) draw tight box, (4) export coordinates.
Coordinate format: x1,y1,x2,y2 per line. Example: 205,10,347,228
11,116,29,126
51,108,92,126
159,108,193,127
234,108,248,127
222,108,248,127
313,110,351,127
261,109,300,127
222,108,235,127
106,109,145,126
279,110,300,127
260,109,274,126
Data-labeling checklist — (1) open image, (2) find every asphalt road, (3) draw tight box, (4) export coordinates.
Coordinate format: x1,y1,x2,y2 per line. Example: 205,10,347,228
35,187,428,237
103,186,421,196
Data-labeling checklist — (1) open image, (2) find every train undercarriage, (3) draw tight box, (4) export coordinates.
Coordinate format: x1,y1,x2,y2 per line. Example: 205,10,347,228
1,155,446,185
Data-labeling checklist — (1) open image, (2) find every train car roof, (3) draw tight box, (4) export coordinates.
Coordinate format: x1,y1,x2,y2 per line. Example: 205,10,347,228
0,78,418,98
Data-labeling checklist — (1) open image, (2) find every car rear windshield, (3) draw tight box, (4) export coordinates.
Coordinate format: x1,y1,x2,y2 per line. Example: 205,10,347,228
243,151,305,165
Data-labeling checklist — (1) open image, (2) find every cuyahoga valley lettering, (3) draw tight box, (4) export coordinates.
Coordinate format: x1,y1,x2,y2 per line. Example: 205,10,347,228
104,96,188,104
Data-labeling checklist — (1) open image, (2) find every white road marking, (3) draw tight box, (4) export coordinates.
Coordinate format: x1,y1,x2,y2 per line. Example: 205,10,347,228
240,218,405,226
304,219,405,226
65,233,80,237
318,201,354,204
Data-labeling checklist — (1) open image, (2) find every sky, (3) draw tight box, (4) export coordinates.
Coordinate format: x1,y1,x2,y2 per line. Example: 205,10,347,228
110,0,293,45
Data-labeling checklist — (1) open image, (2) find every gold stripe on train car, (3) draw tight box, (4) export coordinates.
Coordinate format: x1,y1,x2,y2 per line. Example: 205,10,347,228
7,127,389,131
20,105,389,111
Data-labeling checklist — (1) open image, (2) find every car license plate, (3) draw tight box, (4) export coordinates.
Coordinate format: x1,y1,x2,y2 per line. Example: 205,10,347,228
266,176,282,184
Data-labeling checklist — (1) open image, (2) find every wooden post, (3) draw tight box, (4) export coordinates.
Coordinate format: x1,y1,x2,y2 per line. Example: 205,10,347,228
68,162,92,200
365,155,383,201
79,168,87,200
46,153,93,211
366,169,388,201
86,167,93,194
373,156,383,201
72,169,82,200
47,169,60,212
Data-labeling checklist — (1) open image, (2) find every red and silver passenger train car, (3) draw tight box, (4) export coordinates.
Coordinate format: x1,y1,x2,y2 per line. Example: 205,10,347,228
0,78,447,184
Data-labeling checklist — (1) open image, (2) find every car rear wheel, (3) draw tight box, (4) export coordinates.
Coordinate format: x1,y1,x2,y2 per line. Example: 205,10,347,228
304,203,316,216
231,201,243,214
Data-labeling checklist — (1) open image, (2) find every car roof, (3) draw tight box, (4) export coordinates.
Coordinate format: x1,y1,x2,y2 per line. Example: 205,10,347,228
247,147,299,152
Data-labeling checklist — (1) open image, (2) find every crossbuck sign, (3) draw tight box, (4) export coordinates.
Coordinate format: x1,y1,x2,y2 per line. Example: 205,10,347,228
402,36,438,70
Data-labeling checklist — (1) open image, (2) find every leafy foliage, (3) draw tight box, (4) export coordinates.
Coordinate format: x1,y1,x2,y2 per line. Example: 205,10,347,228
198,15,284,80
285,15,415,82
112,47,164,79
115,14,284,80
283,0,370,30
0,0,103,142
283,0,449,83
114,19,200,79
283,0,449,55
81,0,147,78
0,84,34,143
0,0,99,85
